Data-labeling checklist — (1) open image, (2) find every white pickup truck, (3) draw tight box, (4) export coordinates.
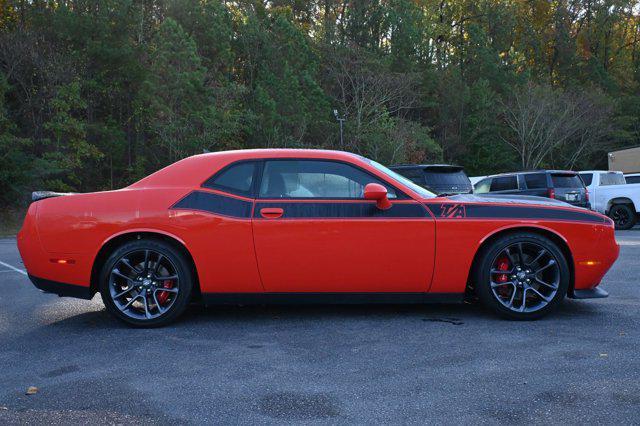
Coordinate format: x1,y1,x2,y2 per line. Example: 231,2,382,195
579,170,640,229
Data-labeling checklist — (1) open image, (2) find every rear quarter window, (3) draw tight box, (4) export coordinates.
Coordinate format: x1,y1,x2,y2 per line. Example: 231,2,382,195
204,161,256,195
490,176,518,192
524,173,547,189
474,178,491,194
579,173,593,186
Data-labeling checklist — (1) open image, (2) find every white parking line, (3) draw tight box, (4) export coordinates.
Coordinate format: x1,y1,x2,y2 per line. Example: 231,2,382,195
618,241,640,246
0,261,27,276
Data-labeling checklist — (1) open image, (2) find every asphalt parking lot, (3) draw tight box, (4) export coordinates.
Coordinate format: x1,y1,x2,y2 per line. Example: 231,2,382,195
0,231,639,425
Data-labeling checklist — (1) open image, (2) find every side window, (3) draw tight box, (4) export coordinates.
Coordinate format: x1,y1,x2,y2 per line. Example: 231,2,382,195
524,173,547,189
490,176,518,192
258,160,397,199
626,176,640,184
579,173,593,186
474,178,491,194
600,173,626,186
203,161,256,196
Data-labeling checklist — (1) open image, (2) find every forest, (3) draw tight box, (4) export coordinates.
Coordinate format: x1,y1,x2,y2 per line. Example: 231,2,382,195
1,0,639,209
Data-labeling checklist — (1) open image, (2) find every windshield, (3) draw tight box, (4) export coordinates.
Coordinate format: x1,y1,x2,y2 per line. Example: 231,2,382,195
366,160,436,198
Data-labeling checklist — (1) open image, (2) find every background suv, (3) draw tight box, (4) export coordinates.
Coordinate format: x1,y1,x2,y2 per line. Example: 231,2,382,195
474,170,590,208
390,164,472,195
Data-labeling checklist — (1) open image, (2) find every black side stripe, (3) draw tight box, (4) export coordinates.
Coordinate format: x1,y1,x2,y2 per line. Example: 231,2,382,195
172,191,252,218
254,202,427,219
426,203,604,224
171,195,600,223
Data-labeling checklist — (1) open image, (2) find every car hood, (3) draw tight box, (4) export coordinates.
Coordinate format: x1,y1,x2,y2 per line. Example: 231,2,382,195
444,193,576,208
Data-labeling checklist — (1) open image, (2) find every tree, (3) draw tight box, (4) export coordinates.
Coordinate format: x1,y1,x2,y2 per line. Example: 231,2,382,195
0,0,638,210
238,7,331,148
553,90,614,169
43,80,103,191
323,46,439,162
138,17,230,166
502,82,613,170
461,79,515,175
0,72,35,205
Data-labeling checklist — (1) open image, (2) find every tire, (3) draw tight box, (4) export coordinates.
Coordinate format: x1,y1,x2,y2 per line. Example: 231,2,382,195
608,204,636,230
473,232,570,320
99,239,194,327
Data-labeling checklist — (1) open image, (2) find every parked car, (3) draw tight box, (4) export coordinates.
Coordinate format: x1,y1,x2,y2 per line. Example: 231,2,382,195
625,173,640,184
579,170,640,230
18,149,617,326
390,164,472,195
473,170,590,209
469,176,487,186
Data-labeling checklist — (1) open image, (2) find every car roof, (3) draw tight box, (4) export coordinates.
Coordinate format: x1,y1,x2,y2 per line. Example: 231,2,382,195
579,170,623,174
129,149,379,190
195,148,363,161
481,170,578,179
390,164,463,169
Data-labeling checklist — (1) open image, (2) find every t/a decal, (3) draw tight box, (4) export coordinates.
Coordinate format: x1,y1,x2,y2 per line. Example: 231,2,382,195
440,204,466,218
425,202,604,223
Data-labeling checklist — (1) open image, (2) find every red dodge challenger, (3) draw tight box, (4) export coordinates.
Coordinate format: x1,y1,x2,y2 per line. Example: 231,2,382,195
18,149,619,326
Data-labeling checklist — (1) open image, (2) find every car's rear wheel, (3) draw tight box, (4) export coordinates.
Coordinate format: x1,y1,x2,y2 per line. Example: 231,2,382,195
474,232,569,320
608,204,636,230
99,239,193,327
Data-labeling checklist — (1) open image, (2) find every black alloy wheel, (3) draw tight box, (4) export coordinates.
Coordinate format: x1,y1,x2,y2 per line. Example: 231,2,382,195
99,239,193,327
474,232,570,320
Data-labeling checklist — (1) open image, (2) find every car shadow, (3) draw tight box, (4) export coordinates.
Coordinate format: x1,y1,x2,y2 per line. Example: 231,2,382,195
182,302,482,324
17,297,607,335
24,301,485,331
194,299,604,323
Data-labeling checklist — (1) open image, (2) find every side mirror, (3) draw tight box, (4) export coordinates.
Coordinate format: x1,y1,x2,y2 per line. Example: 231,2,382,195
364,183,392,210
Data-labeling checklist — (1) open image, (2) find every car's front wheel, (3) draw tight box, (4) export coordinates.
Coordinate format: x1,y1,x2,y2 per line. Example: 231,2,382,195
99,239,193,327
474,232,569,320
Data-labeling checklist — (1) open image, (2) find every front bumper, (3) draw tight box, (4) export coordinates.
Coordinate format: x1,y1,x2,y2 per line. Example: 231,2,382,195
28,274,94,300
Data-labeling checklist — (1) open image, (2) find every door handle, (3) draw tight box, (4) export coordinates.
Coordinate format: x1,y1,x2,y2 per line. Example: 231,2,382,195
260,207,284,219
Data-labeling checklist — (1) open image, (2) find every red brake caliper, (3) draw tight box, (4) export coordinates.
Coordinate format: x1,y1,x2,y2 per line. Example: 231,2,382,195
156,280,174,305
495,257,510,296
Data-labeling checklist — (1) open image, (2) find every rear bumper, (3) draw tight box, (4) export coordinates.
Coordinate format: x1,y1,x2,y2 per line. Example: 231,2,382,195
569,287,609,299
28,274,94,300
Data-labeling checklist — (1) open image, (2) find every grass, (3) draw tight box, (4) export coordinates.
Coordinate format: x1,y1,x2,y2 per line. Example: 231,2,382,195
0,208,26,237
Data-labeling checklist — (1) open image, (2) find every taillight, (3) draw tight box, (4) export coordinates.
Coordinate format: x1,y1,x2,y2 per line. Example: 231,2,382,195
585,188,589,202
548,188,555,199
